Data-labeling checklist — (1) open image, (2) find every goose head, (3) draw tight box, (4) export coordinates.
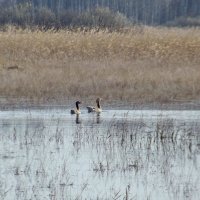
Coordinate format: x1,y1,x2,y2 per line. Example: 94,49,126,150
96,98,102,109
96,98,102,104
76,101,82,105
75,101,81,110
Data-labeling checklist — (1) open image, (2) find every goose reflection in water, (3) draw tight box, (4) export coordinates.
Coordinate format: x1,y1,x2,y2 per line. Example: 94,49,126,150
74,112,101,124
96,113,101,124
76,114,81,124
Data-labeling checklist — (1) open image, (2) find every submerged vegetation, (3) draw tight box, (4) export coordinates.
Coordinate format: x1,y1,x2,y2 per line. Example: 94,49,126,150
0,26,200,103
0,110,200,199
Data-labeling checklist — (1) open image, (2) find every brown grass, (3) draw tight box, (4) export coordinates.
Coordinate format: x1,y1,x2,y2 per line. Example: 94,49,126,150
0,26,200,104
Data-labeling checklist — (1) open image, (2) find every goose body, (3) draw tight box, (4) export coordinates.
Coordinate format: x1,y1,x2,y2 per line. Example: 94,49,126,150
71,101,81,114
86,107,102,113
86,106,95,113
87,98,102,113
70,109,81,114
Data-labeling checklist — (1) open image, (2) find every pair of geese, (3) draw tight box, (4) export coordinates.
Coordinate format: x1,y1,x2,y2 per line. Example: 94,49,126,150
71,98,102,114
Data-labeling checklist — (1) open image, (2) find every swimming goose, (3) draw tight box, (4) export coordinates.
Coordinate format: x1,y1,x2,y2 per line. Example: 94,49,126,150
87,98,102,113
71,101,81,114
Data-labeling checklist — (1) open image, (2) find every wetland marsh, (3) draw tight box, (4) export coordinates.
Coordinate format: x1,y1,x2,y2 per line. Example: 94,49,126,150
0,108,200,200
1,25,200,200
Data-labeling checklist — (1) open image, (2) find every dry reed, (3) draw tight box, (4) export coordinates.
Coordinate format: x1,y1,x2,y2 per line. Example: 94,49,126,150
0,26,200,104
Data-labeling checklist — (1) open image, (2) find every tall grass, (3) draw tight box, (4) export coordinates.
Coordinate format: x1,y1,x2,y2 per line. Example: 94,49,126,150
0,26,200,103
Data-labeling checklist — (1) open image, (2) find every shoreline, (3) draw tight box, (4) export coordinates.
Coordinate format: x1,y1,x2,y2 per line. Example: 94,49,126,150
1,97,200,111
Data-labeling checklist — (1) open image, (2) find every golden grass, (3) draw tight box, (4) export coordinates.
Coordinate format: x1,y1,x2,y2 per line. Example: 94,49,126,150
0,26,200,104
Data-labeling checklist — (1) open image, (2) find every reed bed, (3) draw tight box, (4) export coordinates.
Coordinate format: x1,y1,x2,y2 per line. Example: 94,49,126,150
0,26,200,103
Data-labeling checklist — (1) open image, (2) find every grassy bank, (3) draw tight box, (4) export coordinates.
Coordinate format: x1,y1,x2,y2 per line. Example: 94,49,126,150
0,26,200,104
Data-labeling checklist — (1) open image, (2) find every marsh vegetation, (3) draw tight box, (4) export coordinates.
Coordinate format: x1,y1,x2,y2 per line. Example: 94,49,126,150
0,27,200,104
0,109,200,199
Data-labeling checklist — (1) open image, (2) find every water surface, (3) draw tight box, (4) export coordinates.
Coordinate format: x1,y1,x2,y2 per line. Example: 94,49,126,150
0,109,200,200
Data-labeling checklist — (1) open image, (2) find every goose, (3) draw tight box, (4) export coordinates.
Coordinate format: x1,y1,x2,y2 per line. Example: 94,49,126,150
71,101,81,114
87,98,102,113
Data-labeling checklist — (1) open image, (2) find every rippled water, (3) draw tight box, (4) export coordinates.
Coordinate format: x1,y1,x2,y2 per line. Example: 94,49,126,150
0,109,200,200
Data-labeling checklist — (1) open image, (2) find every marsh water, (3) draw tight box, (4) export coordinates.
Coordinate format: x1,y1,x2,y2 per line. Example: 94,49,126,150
0,108,200,200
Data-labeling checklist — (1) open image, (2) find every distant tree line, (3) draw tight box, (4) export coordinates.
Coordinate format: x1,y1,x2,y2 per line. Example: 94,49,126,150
0,0,200,28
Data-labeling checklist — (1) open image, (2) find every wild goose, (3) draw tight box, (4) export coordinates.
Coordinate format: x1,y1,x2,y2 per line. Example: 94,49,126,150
86,98,102,113
71,101,81,114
